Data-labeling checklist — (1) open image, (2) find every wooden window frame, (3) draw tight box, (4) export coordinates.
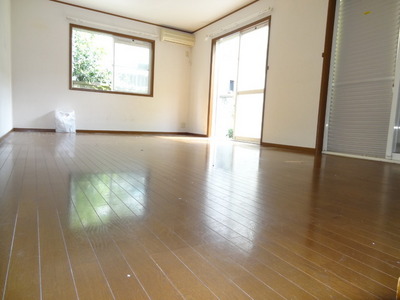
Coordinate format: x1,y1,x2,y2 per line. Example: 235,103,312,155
69,24,155,97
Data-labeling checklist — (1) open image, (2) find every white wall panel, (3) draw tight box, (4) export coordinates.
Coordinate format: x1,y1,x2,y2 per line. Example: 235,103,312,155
0,0,13,138
11,0,191,132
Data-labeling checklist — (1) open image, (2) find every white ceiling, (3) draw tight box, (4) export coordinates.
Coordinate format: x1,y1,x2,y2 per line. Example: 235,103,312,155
55,0,258,32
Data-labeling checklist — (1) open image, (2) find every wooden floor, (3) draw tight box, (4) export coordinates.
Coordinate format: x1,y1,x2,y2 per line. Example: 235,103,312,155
0,132,399,300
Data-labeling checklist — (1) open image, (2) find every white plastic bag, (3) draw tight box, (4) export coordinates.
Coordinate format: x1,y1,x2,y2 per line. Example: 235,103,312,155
55,110,76,133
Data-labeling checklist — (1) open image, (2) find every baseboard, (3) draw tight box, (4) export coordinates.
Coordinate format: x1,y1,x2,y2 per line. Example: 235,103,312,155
12,128,208,137
0,129,13,143
76,130,207,137
13,128,56,132
261,142,316,154
184,133,208,138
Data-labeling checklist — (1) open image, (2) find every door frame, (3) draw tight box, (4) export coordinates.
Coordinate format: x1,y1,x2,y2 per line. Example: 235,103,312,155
207,16,271,142
315,0,337,153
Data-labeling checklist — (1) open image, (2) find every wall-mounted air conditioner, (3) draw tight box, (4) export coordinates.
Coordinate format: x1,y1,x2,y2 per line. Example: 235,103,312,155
160,28,195,47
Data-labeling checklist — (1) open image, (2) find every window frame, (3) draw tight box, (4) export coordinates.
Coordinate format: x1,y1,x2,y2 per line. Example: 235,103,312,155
69,24,155,97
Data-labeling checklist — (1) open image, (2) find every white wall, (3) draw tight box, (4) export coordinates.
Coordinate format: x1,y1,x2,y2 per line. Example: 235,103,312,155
11,0,191,132
10,0,329,144
189,0,329,148
0,0,13,138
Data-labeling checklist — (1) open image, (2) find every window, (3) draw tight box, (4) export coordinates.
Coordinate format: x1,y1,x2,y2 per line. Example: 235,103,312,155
70,24,155,97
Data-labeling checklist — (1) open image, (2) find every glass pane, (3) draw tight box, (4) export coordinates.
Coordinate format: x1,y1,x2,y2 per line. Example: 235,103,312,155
213,34,240,139
71,28,113,91
237,24,269,91
114,42,150,94
234,93,264,139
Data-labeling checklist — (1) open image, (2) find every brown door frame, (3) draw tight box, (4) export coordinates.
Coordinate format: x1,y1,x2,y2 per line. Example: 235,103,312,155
315,0,337,153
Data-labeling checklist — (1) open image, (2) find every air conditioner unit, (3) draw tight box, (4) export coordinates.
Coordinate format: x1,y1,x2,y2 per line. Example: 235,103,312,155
160,28,195,47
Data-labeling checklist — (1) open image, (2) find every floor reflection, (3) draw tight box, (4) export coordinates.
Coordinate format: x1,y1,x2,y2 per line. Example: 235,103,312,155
69,172,149,230
54,133,76,157
204,141,262,252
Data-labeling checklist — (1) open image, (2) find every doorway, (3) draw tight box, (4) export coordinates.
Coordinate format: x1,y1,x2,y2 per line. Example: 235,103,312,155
209,19,270,144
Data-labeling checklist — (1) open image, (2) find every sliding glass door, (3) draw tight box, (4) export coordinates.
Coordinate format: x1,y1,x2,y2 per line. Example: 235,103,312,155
234,24,269,143
211,19,270,144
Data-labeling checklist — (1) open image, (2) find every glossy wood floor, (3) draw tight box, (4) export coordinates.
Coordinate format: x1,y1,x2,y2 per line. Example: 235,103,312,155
0,132,399,300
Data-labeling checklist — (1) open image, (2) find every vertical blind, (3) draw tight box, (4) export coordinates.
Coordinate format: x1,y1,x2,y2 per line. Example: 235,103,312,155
326,0,400,158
